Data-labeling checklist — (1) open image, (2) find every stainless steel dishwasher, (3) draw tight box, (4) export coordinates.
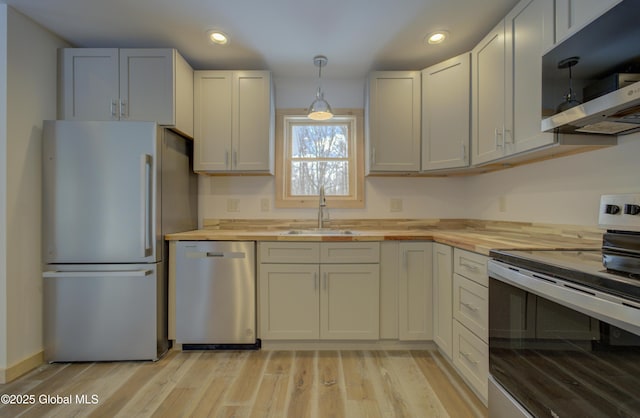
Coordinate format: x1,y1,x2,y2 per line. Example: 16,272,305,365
175,241,258,348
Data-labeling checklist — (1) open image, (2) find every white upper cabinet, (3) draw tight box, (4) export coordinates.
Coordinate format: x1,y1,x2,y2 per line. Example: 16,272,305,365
60,48,193,137
471,21,506,165
555,0,622,44
421,53,470,171
366,71,421,173
505,0,555,155
194,70,274,173
472,0,555,165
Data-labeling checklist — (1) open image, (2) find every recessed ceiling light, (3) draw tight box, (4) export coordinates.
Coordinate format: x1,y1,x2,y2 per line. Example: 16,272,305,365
426,31,449,45
207,30,229,45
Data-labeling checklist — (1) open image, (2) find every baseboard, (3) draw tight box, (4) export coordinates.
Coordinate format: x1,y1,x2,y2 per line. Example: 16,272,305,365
260,340,436,351
0,350,44,383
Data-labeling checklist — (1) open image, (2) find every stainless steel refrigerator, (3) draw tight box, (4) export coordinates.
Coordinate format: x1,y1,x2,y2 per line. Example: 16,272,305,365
42,120,197,362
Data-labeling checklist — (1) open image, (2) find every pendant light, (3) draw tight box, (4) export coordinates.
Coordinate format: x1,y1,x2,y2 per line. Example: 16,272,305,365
555,56,581,113
307,55,333,120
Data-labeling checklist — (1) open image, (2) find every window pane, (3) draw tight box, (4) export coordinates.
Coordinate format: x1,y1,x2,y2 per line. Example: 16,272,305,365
291,125,348,158
291,161,349,196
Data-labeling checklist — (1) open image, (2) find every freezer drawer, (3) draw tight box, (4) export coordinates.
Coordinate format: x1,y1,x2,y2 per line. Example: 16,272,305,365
43,263,166,362
175,241,256,344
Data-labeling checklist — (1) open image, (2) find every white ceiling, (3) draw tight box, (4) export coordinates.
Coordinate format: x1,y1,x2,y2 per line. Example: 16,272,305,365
7,0,520,80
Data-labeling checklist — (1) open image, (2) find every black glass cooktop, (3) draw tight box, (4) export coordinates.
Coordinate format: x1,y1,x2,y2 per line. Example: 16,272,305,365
489,249,640,303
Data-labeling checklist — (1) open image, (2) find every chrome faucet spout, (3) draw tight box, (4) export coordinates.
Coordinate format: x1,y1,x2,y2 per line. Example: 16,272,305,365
318,186,327,229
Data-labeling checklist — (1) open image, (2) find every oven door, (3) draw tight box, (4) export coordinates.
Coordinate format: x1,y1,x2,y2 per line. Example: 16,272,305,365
488,260,640,418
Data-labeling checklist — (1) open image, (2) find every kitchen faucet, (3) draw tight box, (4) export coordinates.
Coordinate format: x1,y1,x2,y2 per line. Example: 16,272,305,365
318,185,329,229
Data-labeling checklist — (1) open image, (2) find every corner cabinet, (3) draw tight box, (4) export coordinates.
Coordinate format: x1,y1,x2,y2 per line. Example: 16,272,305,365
380,242,433,341
194,71,274,174
421,53,470,171
472,0,555,165
366,71,421,173
59,48,194,137
258,242,380,340
432,243,453,359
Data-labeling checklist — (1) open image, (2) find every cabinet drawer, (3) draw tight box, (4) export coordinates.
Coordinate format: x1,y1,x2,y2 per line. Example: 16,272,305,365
453,274,488,343
259,242,320,263
320,242,380,263
453,248,488,286
453,320,488,403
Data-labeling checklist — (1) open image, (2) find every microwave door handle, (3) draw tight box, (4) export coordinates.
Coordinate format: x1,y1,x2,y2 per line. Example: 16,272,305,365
141,154,153,258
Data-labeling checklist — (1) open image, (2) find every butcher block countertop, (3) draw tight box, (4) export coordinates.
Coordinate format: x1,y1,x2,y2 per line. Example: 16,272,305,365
165,219,603,256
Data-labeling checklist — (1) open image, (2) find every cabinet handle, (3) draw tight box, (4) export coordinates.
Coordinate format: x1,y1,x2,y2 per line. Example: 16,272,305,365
495,128,503,148
372,146,376,164
111,100,118,118
233,150,238,168
460,351,478,365
460,262,480,272
461,301,479,312
504,127,512,144
120,99,128,119
323,272,327,290
461,143,466,160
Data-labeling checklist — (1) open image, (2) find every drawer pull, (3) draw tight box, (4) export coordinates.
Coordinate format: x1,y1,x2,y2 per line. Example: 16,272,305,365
461,351,478,365
460,301,479,312
460,262,480,272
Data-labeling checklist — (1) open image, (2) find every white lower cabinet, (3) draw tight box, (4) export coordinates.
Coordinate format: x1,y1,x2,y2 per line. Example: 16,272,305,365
452,248,489,404
258,242,379,340
452,320,489,402
432,243,453,359
380,242,433,341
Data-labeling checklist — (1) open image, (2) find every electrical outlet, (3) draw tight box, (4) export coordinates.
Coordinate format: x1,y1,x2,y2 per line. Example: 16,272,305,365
260,198,270,212
390,198,403,212
227,198,240,212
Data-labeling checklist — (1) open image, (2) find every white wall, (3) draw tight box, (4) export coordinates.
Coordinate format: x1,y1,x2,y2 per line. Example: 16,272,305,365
463,133,640,226
0,6,69,372
0,4,8,371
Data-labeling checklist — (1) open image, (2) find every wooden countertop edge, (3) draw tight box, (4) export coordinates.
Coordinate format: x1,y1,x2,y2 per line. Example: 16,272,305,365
165,229,601,256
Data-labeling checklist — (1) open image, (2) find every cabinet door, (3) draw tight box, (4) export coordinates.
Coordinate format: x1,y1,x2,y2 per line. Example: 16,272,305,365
59,48,119,121
193,71,233,171
258,264,319,339
471,21,506,165
398,242,433,341
555,0,621,43
320,264,380,340
119,49,175,125
505,0,555,155
367,71,421,172
233,71,274,172
433,244,453,358
421,53,470,171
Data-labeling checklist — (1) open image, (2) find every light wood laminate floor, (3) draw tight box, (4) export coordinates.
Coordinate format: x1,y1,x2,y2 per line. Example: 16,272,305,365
0,349,487,418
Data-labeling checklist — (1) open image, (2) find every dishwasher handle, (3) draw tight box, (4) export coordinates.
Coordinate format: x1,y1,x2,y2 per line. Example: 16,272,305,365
186,251,247,259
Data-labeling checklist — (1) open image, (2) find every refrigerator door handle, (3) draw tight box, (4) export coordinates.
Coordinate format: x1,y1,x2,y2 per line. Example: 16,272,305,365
141,154,153,258
43,270,153,278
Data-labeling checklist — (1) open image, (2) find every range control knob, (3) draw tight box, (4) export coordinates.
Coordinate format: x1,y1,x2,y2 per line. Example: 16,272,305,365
605,204,621,214
624,204,640,215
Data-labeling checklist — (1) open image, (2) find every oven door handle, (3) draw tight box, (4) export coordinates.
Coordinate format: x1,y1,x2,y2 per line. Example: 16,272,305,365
488,260,640,337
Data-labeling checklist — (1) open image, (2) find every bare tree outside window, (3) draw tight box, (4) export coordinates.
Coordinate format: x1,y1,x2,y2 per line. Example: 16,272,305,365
290,124,350,196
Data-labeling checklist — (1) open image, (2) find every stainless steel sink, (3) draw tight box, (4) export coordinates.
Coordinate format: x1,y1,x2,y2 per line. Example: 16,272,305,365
281,229,358,235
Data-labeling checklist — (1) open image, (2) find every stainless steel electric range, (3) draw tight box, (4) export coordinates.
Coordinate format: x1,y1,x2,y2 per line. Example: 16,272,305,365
487,194,640,418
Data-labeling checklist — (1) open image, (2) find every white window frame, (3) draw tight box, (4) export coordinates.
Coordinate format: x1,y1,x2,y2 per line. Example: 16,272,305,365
275,108,364,209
